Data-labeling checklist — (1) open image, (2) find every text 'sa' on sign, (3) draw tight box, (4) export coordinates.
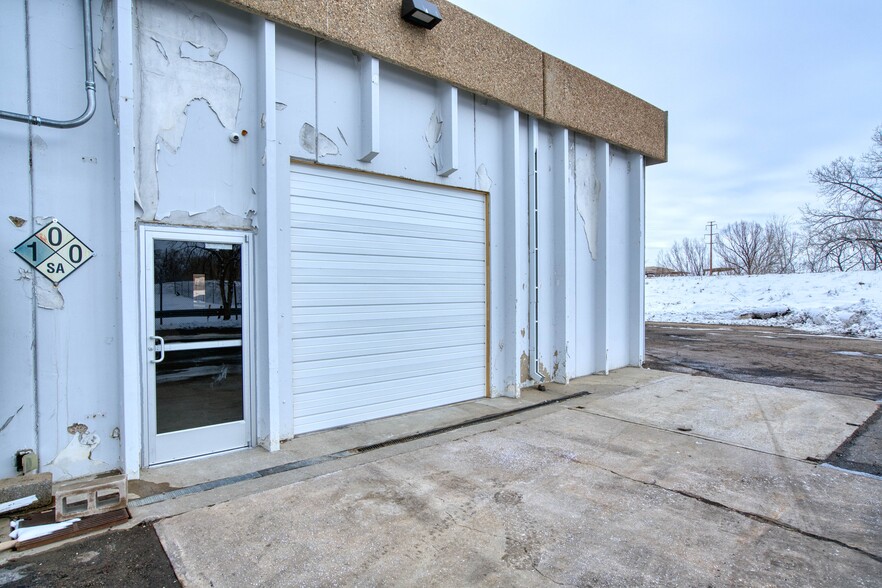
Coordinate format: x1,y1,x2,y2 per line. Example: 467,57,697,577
13,219,94,286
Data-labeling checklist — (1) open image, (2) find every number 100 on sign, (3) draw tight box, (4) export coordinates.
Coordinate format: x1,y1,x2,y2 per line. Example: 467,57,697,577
13,220,94,285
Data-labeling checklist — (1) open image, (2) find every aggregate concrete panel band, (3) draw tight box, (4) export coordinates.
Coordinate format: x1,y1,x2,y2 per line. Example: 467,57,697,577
220,0,669,162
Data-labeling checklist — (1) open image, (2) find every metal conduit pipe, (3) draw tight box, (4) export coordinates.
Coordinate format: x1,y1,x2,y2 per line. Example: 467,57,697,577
0,0,96,128
527,116,544,383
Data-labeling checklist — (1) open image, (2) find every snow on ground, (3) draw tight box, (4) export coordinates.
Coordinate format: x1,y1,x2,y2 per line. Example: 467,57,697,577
645,270,882,338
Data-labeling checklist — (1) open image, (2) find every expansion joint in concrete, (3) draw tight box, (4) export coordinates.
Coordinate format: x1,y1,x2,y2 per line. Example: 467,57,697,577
581,459,882,565
569,408,816,465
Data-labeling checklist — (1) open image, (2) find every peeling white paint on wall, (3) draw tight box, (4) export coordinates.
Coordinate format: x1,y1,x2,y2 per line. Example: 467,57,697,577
476,164,493,192
425,110,444,171
0,406,23,434
45,426,109,480
298,123,339,157
96,0,118,125
16,269,64,310
574,145,600,260
136,0,242,219
157,206,256,229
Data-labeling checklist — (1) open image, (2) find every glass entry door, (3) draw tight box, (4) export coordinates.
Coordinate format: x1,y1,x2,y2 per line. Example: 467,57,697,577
142,227,253,465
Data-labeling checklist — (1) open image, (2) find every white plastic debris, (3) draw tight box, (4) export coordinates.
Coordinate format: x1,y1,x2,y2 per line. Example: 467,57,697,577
0,495,37,515
9,518,80,542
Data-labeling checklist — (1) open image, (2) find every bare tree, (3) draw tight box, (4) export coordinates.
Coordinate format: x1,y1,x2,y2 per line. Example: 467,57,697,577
656,237,708,276
715,217,798,275
802,126,882,270
765,216,800,274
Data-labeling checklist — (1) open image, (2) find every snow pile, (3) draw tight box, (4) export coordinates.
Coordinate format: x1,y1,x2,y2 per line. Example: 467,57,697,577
645,270,882,338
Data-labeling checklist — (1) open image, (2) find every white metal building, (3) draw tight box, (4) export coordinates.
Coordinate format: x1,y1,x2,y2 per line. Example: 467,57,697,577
0,0,667,480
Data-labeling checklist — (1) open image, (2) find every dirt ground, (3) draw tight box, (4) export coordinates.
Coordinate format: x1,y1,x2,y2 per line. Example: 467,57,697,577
0,523,178,587
645,321,882,476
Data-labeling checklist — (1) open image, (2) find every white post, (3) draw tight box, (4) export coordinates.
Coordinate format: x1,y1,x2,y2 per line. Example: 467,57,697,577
256,18,280,451
114,0,141,478
553,128,575,383
630,153,646,365
358,55,379,162
502,107,524,396
595,141,610,375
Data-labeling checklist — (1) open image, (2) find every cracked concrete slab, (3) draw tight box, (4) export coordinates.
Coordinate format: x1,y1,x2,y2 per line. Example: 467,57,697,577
583,373,877,461
497,409,882,557
154,376,881,587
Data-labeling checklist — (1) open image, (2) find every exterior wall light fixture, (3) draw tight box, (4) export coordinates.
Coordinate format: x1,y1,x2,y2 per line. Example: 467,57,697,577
401,0,443,29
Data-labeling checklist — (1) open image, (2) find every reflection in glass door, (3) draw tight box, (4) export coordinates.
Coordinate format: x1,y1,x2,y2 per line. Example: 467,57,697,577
143,227,253,465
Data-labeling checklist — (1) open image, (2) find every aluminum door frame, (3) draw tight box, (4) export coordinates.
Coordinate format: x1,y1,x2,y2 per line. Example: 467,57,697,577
139,224,256,466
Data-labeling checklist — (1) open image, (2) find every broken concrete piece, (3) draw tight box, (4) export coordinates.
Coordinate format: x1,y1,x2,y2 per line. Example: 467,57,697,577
0,473,52,515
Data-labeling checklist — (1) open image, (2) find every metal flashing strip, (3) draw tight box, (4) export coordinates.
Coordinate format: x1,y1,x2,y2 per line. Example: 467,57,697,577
128,389,593,508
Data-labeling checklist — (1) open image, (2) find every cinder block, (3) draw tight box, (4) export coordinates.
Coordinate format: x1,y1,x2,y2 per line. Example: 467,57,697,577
0,473,53,514
54,474,127,522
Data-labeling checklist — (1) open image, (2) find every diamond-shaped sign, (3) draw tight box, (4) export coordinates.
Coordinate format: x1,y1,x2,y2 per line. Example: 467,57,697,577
13,219,94,285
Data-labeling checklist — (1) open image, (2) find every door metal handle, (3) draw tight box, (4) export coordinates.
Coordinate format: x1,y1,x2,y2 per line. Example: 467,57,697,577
149,336,165,363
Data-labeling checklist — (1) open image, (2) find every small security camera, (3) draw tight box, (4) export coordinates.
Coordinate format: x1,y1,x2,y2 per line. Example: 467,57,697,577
229,133,241,144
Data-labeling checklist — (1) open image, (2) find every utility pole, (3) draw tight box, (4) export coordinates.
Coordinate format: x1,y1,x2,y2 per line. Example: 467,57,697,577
706,221,717,276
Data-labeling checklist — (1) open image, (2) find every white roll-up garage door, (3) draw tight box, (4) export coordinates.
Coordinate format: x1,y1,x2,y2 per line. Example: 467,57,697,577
290,164,487,434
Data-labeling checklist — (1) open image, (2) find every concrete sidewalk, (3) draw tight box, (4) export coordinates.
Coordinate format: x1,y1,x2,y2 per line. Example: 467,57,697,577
147,369,881,586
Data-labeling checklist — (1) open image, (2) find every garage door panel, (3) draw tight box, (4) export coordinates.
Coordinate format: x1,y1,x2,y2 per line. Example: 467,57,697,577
292,355,487,396
293,256,485,273
290,213,484,244
293,343,485,377
291,268,485,286
293,367,485,412
292,198,484,232
293,283,485,306
292,302,485,321
292,325,486,362
292,231,485,261
293,310,485,338
293,175,486,218
294,385,487,434
291,165,487,433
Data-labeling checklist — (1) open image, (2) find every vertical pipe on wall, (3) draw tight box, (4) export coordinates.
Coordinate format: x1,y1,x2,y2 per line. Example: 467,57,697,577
527,117,543,383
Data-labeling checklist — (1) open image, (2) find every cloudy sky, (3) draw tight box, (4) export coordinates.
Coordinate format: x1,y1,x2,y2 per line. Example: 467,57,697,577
450,0,882,263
